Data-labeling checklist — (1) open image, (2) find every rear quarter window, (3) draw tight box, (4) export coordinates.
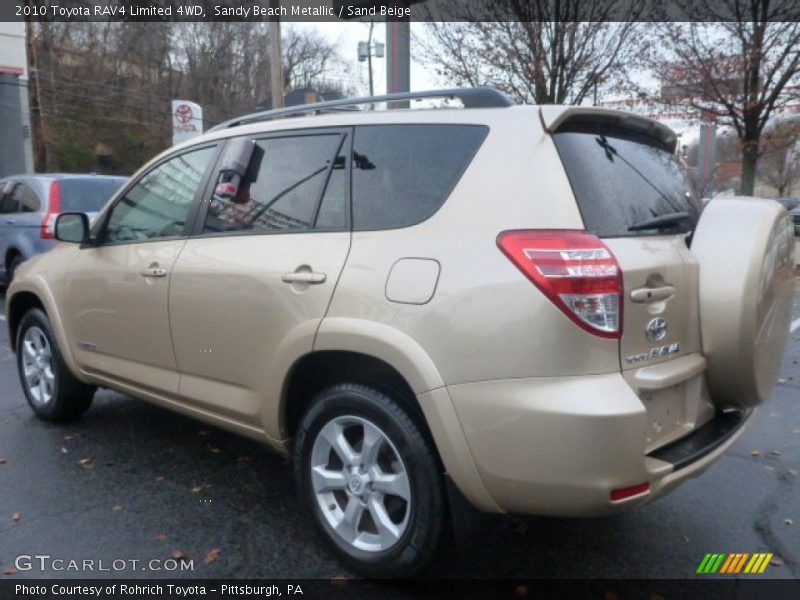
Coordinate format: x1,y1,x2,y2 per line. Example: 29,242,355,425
352,124,488,230
553,123,699,238
60,178,127,213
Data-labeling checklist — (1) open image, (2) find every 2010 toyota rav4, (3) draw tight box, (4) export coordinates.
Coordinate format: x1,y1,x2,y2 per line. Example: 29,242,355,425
5,88,795,577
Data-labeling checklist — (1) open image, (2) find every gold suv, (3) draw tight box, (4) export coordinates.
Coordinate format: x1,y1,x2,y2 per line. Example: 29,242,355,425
5,89,795,576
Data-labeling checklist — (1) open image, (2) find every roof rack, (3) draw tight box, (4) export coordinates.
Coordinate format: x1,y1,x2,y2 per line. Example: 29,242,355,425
208,87,515,132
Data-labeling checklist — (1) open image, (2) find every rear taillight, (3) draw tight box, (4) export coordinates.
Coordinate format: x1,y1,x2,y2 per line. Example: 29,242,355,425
497,230,623,339
41,180,62,239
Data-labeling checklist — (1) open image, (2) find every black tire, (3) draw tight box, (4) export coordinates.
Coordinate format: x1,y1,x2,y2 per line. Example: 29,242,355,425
16,308,95,421
7,254,23,283
294,383,447,578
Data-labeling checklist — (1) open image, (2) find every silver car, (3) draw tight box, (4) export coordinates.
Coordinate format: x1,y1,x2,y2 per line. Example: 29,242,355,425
0,174,127,283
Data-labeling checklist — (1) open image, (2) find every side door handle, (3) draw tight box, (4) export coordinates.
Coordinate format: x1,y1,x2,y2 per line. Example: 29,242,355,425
5,219,16,225
281,271,326,284
141,264,168,278
630,285,676,303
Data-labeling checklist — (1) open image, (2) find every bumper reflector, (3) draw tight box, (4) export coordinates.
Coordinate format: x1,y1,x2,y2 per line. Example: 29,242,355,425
610,482,650,501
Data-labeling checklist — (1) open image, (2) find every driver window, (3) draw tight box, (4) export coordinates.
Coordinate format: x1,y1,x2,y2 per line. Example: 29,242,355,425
104,146,216,243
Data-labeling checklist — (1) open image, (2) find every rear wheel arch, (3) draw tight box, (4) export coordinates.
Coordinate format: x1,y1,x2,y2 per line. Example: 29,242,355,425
282,351,430,442
5,247,22,272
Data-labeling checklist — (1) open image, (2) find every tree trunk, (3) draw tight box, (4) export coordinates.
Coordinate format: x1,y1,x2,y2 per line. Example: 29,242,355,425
740,140,759,196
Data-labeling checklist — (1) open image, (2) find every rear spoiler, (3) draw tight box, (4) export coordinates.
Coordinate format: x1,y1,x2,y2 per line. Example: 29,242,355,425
539,106,678,153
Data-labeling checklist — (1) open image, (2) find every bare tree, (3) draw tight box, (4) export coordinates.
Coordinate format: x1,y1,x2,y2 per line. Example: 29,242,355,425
638,0,800,195
759,118,800,196
419,1,642,105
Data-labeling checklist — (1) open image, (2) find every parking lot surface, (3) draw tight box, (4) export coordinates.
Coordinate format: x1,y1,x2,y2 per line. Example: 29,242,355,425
0,290,798,581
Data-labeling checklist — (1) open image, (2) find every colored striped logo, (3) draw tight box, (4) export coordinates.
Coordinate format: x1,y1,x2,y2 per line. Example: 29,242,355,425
696,553,773,574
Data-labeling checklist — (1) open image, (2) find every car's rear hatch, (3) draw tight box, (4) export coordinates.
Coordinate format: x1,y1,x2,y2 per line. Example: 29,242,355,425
542,107,711,451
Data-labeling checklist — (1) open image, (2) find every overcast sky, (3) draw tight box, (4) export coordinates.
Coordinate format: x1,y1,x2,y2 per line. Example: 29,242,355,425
297,22,438,94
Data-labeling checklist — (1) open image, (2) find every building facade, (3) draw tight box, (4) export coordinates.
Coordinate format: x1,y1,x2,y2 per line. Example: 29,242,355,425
0,21,34,177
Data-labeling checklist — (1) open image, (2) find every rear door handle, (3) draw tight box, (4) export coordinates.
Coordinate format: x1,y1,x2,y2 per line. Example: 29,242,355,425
141,266,168,278
5,219,15,225
281,271,326,284
630,285,676,303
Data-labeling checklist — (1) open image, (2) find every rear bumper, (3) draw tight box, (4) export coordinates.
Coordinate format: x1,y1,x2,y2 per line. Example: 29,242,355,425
446,374,753,516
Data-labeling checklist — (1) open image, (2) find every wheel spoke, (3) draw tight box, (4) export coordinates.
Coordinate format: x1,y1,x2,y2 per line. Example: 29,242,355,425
38,378,48,402
335,497,364,543
372,471,411,501
367,495,401,547
311,466,347,493
32,332,44,352
360,422,384,469
23,340,37,360
23,363,39,384
320,423,358,467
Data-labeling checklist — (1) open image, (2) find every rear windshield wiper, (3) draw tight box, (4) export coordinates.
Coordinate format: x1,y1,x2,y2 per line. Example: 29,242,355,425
628,211,692,232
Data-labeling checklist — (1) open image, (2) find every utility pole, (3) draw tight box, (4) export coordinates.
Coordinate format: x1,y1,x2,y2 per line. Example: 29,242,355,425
367,21,375,96
269,0,283,109
25,15,46,171
386,13,410,107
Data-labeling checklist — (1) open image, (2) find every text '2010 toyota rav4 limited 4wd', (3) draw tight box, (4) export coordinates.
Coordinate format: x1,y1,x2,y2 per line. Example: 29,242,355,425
6,88,795,577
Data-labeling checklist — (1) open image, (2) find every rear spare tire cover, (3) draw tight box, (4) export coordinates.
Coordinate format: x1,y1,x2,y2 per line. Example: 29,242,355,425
691,197,795,408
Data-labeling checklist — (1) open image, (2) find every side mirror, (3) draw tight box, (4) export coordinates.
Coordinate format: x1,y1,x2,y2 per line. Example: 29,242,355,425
55,212,89,243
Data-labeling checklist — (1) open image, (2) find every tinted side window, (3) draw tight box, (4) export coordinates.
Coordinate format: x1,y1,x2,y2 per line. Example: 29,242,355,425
0,183,19,214
315,149,348,229
105,146,216,243
553,124,698,237
15,184,41,213
204,134,342,234
60,178,127,213
351,125,488,230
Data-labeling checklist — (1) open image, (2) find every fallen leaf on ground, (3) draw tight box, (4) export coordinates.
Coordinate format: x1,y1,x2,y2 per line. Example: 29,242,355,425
515,584,529,597
171,550,188,561
153,533,167,542
61,447,68,454
785,518,794,526
683,535,691,543
210,447,221,454
770,450,782,456
154,475,165,481
765,465,776,472
330,576,348,588
750,450,762,457
0,459,7,465
204,548,222,565
11,513,21,522
191,486,203,494
770,557,783,567
112,505,122,512
789,469,798,476
3,567,18,576
777,378,788,384
79,458,94,469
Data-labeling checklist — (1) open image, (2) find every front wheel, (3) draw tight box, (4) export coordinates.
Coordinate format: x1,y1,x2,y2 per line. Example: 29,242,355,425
294,383,447,577
16,308,96,421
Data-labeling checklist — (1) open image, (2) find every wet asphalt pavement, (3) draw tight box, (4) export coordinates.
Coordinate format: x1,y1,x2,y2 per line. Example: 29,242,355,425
0,289,798,583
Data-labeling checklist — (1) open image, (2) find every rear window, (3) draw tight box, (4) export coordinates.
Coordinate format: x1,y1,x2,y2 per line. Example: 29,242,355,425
553,123,698,237
59,177,127,213
352,124,488,230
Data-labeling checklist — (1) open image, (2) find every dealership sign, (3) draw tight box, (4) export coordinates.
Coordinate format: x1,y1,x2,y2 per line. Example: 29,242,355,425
171,100,203,145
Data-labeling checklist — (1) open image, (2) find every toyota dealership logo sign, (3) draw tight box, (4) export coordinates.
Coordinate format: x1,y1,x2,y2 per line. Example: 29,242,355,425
171,99,203,145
